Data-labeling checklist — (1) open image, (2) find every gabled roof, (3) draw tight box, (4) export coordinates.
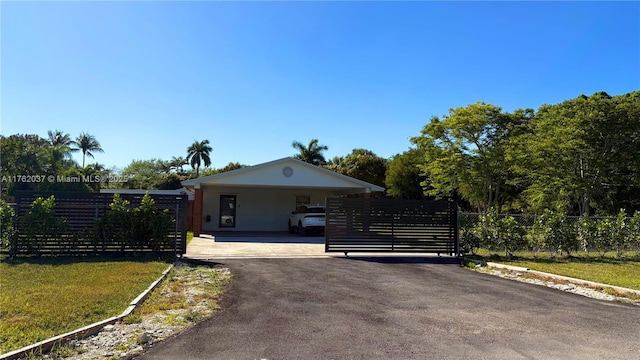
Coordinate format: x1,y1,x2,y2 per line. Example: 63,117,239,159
181,157,385,193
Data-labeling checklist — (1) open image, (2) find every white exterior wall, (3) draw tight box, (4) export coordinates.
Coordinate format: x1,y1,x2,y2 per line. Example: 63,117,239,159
201,186,335,232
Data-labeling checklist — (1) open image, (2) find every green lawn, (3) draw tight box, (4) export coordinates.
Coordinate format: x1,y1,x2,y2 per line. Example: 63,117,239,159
0,257,171,354
471,250,640,291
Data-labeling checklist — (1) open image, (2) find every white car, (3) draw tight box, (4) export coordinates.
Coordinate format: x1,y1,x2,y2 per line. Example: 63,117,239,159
288,205,325,236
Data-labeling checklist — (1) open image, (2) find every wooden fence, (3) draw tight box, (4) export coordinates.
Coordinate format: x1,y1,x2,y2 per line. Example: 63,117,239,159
9,191,188,256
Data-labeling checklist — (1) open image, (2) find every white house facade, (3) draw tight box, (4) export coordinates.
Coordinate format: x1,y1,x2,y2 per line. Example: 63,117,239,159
181,157,385,235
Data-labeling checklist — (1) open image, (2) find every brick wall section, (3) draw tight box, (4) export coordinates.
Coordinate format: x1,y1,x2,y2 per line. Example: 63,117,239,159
193,188,203,237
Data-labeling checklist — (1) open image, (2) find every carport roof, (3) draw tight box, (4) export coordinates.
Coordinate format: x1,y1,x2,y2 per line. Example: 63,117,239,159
181,157,385,193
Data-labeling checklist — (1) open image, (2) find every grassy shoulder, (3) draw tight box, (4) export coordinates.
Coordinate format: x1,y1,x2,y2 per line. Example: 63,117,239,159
467,250,640,290
0,256,171,354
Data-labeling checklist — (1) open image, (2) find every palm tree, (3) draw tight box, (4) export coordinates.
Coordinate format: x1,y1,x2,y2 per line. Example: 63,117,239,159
292,139,329,165
72,132,104,167
47,130,77,171
168,156,188,174
186,140,212,177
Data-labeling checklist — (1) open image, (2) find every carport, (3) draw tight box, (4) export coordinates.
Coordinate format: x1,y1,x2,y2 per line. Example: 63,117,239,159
182,157,384,236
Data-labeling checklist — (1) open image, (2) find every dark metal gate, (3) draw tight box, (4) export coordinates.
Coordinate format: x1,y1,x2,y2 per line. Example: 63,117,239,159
325,198,458,256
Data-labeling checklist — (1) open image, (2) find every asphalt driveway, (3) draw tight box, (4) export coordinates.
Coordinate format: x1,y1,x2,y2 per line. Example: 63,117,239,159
137,257,639,359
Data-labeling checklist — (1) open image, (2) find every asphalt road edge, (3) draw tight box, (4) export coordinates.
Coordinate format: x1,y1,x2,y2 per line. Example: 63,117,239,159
0,264,174,360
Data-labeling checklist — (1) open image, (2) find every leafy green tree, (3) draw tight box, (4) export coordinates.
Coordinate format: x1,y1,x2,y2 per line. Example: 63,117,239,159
155,173,185,190
385,148,427,199
325,149,387,187
411,102,528,211
72,132,104,167
187,140,212,177
292,139,329,166
512,91,640,215
120,159,166,189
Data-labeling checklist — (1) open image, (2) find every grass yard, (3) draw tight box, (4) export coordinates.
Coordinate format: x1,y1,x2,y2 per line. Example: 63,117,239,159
471,250,640,291
0,257,171,354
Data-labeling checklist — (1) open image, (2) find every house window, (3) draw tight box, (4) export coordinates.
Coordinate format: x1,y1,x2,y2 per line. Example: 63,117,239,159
295,196,310,207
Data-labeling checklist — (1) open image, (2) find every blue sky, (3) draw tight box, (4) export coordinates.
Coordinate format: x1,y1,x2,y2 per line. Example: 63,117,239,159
2,1,639,172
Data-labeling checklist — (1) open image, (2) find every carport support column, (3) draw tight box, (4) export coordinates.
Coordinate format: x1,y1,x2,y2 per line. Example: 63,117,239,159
194,186,203,237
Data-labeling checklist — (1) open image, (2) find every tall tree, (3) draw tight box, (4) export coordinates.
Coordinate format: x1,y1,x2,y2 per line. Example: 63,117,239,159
385,148,427,199
72,132,103,167
47,130,77,172
186,139,212,177
325,148,388,187
512,91,640,215
411,102,528,212
292,139,328,165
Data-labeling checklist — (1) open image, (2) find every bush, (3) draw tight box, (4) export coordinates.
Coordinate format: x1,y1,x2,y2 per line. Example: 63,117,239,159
0,199,16,251
539,210,579,257
459,215,480,255
498,216,527,257
93,192,172,253
629,211,640,255
19,196,70,255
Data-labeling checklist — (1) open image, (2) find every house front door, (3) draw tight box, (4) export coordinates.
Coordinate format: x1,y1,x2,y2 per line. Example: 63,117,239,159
219,195,236,228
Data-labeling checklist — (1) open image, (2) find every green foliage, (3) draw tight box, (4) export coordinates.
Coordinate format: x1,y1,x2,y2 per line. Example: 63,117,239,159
325,148,388,187
473,209,526,257
499,216,527,257
385,148,426,199
411,102,530,212
538,210,579,257
459,215,480,255
629,211,640,255
133,193,173,252
0,199,16,250
187,139,213,177
18,196,70,255
510,91,640,215
93,192,172,253
292,139,328,166
611,209,629,258
120,159,167,189
72,132,104,168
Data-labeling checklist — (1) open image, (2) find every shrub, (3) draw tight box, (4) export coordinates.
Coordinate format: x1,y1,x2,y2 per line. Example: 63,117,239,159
611,209,629,258
93,192,173,253
459,215,480,255
539,210,579,257
132,193,172,252
498,216,527,257
0,199,16,251
19,196,70,255
476,208,501,253
576,214,598,253
629,211,640,255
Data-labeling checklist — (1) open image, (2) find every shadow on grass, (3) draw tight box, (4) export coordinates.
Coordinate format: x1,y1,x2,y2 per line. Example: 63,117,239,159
0,254,175,267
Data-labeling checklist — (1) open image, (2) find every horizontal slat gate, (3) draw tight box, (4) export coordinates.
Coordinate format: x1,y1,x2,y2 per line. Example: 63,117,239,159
325,198,458,255
11,191,188,256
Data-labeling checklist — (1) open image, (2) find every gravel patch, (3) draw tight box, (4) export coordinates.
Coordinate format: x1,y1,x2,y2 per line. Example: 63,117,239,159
485,267,640,305
34,261,230,360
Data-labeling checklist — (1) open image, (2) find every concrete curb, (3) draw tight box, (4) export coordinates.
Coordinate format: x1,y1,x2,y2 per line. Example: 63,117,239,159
486,262,640,297
0,264,174,360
